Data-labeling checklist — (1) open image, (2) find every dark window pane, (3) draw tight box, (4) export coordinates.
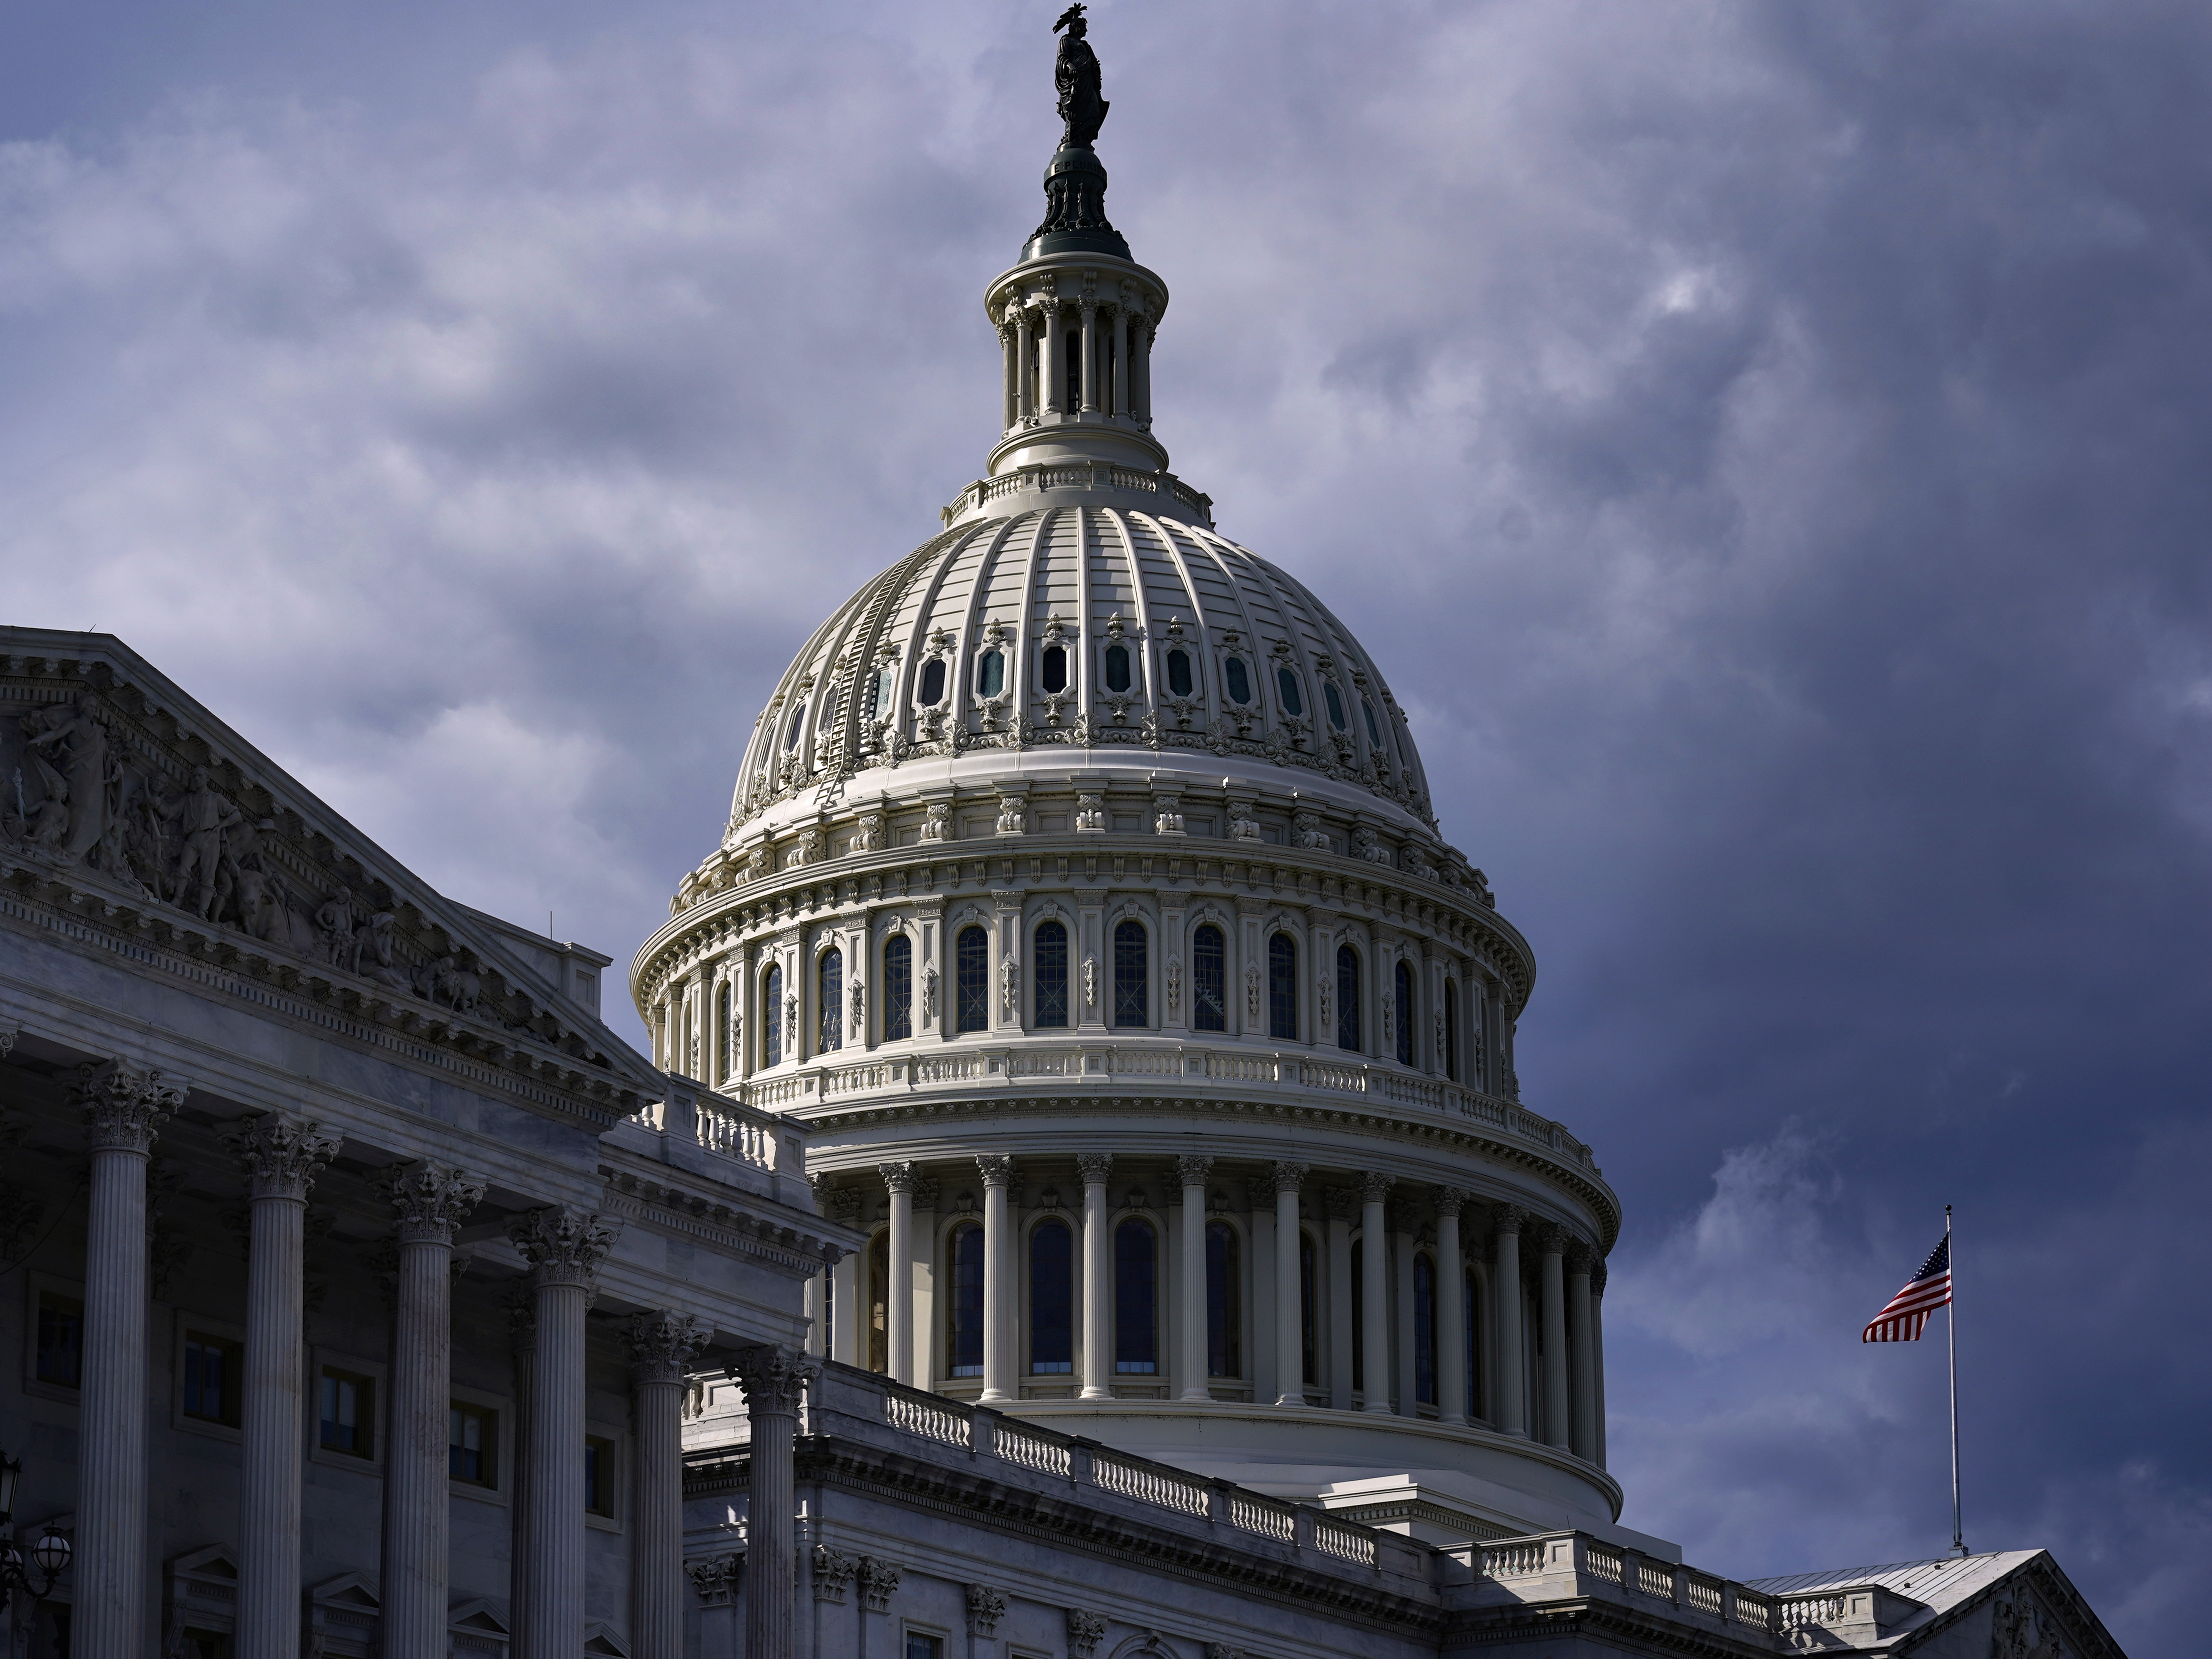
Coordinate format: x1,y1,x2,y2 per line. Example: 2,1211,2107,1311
818,947,843,1054
918,657,947,706
1042,645,1068,694
716,981,732,1081
868,1229,890,1374
1268,933,1298,1041
1465,1269,1481,1419
450,1405,495,1487
883,935,912,1041
184,1336,233,1424
1300,1232,1318,1387
35,1295,82,1388
1192,925,1227,1033
1349,1240,1364,1392
1104,644,1132,693
1034,921,1069,1028
763,964,783,1066
977,649,1005,698
906,1635,944,1659
1325,682,1347,731
1166,649,1193,697
1415,1254,1438,1406
956,926,990,1033
1030,1219,1074,1372
1336,944,1360,1051
585,1438,614,1516
1276,667,1303,718
1363,698,1382,747
1224,656,1251,705
1206,1221,1241,1378
947,1222,986,1376
1396,962,1415,1065
320,1370,372,1458
1115,1219,1157,1372
1445,981,1459,1080
1113,920,1148,1028
784,702,806,750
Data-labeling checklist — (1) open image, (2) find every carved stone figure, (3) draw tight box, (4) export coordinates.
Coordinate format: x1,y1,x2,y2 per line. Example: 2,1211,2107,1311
921,960,940,1022
1082,954,1098,1009
1066,1608,1109,1659
316,885,360,969
1165,956,1182,1012
849,977,866,1039
1245,961,1262,1021
919,801,952,843
1293,811,1330,853
24,692,112,863
851,811,884,853
1053,6,1110,149
995,795,1027,835
157,765,243,919
1226,799,1262,842
1152,793,1185,836
1074,793,1106,832
1000,956,1020,1020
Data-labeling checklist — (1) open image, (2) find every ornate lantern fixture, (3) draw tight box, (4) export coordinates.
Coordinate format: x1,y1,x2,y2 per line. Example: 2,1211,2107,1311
0,1448,72,1599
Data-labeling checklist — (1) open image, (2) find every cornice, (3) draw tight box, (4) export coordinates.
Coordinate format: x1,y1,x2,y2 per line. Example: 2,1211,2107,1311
597,1161,843,1279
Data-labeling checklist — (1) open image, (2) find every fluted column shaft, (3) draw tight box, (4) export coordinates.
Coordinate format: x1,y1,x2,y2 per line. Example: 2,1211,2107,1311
999,322,1017,429
1537,1227,1570,1450
1178,1156,1212,1400
880,1163,915,1386
1043,305,1065,414
1079,1155,1112,1399
1110,308,1129,417
1132,316,1153,423
1567,1246,1597,1461
1015,310,1035,422
234,1114,338,1659
629,1313,708,1659
1493,1207,1527,1438
507,1301,536,1657
381,1165,485,1659
73,1062,178,1659
1271,1164,1307,1407
1360,1175,1394,1414
979,1156,1015,1404
510,1207,620,1659
1435,1189,1468,1425
735,1347,814,1659
1592,1262,1609,1468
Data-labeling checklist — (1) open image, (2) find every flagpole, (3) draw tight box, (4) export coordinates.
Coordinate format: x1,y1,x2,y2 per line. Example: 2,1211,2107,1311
1946,1204,1966,1557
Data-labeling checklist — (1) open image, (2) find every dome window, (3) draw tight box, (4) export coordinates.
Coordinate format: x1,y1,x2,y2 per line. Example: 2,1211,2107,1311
1192,924,1227,1033
1166,649,1194,698
1034,920,1070,1028
1325,682,1348,732
955,925,990,1033
1041,645,1069,694
817,947,843,1055
1223,656,1252,705
1113,919,1149,1028
1104,643,1132,694
867,666,896,721
1362,698,1382,747
1276,667,1304,719
977,649,1006,698
947,1222,985,1377
883,934,912,1041
917,658,947,707
783,702,806,750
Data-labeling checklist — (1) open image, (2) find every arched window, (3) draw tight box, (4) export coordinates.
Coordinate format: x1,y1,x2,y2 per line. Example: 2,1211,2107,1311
947,1222,986,1377
1113,920,1148,1028
883,934,912,1041
1034,920,1070,1029
1041,645,1068,694
715,981,732,1081
1324,681,1347,731
1349,1237,1364,1393
818,947,843,1054
955,926,989,1034
1276,666,1303,718
1464,1268,1484,1421
868,1228,890,1374
1299,1230,1319,1388
1114,1218,1158,1374
1206,1219,1241,1378
1336,944,1361,1051
1362,697,1383,748
762,963,784,1067
784,701,806,749
1268,933,1298,1041
1104,643,1133,694
1223,656,1252,705
1414,1253,1438,1407
1191,924,1227,1033
1030,1218,1074,1374
1444,980,1460,1081
1395,961,1415,1066
1166,648,1194,697
976,649,1005,698
917,657,947,707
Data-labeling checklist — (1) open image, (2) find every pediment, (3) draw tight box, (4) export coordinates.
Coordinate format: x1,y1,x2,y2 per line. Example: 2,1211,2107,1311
449,1598,510,1633
0,631,660,1116
582,1622,632,1656
307,1571,380,1608
169,1543,238,1578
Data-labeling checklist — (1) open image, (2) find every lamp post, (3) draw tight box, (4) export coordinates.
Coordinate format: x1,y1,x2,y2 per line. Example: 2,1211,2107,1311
0,1448,73,1601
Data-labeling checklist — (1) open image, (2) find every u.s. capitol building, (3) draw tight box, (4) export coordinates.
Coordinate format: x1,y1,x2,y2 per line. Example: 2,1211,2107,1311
0,17,2125,1659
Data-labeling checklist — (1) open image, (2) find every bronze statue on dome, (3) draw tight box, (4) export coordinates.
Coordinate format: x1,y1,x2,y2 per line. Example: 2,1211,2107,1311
1053,4,1110,150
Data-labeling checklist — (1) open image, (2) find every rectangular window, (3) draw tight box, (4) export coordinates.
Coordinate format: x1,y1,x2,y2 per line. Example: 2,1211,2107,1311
183,1333,240,1425
319,1367,375,1458
906,1635,944,1659
883,934,913,1041
450,1403,498,1487
585,1435,616,1516
35,1292,84,1388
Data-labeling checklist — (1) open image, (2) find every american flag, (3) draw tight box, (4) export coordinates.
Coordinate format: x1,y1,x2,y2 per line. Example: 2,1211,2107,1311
1862,1233,1953,1343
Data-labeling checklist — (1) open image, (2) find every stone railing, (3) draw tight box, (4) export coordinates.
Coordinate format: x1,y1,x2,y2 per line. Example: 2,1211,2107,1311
629,1080,813,1211
942,462,1214,527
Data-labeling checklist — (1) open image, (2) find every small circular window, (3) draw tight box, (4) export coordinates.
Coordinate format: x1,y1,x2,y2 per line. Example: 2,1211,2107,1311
918,658,947,707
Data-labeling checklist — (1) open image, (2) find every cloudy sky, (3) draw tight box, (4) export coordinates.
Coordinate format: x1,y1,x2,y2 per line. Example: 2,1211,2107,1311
6,0,2206,1645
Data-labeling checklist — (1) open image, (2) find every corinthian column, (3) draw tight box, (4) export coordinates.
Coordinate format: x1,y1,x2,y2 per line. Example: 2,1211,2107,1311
508,1206,621,1659
628,1312,710,1659
380,1163,485,1659
978,1157,1017,1404
230,1113,339,1659
1178,1156,1213,1400
1434,1187,1469,1425
734,1345,817,1659
1271,1163,1308,1407
1534,1221,1570,1450
1566,1239,1597,1461
879,1162,916,1386
1492,1205,1527,1438
72,1060,181,1659
1591,1258,1609,1468
1360,1173,1395,1414
1077,1153,1112,1400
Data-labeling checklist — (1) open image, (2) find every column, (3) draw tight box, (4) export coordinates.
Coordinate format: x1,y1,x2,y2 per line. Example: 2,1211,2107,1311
232,1113,339,1659
1078,301,1098,411
508,1205,621,1659
1271,1163,1307,1407
880,1162,916,1386
1110,307,1129,416
1015,309,1035,422
1535,1222,1570,1450
999,319,1017,429
1492,1205,1527,1438
1132,315,1153,424
1359,1174,1395,1414
382,1164,486,1659
71,1060,180,1659
627,1312,709,1659
506,1293,536,1658
734,1346,817,1659
1435,1187,1468,1426
979,1156,1015,1404
1042,304,1065,413
822,1189,862,1364
1078,1154,1112,1399
1324,1187,1354,1411
1567,1240,1597,1461
1591,1259,1610,1468
1177,1156,1212,1401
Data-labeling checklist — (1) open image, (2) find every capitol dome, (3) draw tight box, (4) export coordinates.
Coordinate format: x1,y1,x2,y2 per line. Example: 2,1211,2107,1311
636,90,1630,1554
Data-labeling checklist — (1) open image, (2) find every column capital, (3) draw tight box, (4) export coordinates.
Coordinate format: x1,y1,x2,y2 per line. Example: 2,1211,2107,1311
1360,1171,1397,1205
965,1584,1008,1637
1268,1160,1309,1198
508,1205,621,1289
1432,1184,1470,1219
626,1310,711,1385
1076,1152,1114,1185
1323,1185,1358,1222
1067,1607,1109,1658
1175,1154,1214,1188
732,1343,817,1416
878,1159,919,1194
1530,1218,1569,1257
380,1160,485,1244
74,1058,184,1152
225,1112,338,1201
811,1546,859,1603
1491,1202,1530,1236
977,1154,1017,1189
1591,1258,1608,1297
1565,1238,1598,1277
815,1180,862,1225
